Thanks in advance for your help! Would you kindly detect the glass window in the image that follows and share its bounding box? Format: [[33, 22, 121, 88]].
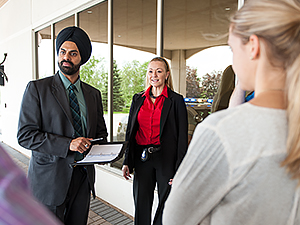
[[164, 0, 238, 141], [78, 1, 157, 169], [55, 15, 75, 35], [36, 26, 52, 79], [79, 1, 109, 97], [79, 2, 110, 144], [79, 2, 108, 45], [111, 0, 157, 168]]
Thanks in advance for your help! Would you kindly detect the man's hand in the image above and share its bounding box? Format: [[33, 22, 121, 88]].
[[69, 137, 92, 154], [122, 165, 131, 180]]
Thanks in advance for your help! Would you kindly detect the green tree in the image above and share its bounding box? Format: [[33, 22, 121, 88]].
[[199, 70, 222, 99], [186, 66, 201, 98], [112, 60, 124, 112], [120, 60, 148, 107], [81, 58, 148, 111], [85, 59, 125, 112], [80, 56, 107, 92], [81, 57, 125, 112]]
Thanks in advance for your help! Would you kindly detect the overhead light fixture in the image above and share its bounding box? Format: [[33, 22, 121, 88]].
[[225, 7, 231, 11], [87, 11, 92, 14]]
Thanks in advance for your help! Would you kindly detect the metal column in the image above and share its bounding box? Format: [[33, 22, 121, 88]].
[[157, 0, 164, 56], [51, 24, 56, 75], [108, 0, 114, 141]]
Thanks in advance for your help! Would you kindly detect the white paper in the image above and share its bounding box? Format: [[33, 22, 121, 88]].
[[76, 144, 123, 164]]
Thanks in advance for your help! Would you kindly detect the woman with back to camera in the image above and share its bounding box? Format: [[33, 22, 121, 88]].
[[122, 57, 188, 225], [163, 0, 300, 224]]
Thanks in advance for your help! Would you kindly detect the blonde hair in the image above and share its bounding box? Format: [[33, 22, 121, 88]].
[[231, 0, 300, 182], [145, 57, 174, 91]]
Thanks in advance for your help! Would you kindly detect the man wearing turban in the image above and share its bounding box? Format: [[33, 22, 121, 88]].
[[17, 26, 108, 225]]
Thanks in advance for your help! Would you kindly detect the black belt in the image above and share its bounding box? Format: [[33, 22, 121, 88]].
[[139, 145, 161, 162], [143, 146, 161, 153]]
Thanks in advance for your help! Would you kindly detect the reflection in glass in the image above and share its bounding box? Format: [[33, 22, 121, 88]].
[[163, 0, 238, 143]]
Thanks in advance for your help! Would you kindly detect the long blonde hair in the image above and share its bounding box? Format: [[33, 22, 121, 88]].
[[231, 0, 300, 182], [145, 57, 174, 91]]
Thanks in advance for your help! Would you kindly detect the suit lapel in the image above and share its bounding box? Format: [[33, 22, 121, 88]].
[[52, 73, 73, 126], [160, 89, 172, 136], [130, 95, 145, 136]]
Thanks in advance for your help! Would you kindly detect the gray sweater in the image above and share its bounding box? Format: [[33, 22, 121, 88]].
[[163, 103, 300, 225]]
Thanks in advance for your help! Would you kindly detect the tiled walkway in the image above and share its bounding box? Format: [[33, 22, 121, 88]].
[[2, 142, 134, 225]]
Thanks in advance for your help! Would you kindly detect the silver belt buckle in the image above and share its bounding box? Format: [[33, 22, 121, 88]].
[[148, 147, 154, 153]]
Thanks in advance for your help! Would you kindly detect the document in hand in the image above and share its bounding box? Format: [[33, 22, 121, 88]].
[[73, 141, 128, 165]]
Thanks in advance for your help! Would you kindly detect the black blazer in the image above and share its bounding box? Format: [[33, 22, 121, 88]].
[[123, 87, 188, 177], [17, 73, 108, 206]]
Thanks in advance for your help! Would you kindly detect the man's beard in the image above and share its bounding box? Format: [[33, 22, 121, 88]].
[[58, 60, 80, 75]]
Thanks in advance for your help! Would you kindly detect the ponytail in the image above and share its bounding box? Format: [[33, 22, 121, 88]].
[[282, 54, 300, 182]]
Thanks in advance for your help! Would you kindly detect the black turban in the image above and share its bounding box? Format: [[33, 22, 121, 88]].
[[56, 26, 92, 65]]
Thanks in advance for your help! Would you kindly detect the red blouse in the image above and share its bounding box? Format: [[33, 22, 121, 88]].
[[135, 85, 168, 145]]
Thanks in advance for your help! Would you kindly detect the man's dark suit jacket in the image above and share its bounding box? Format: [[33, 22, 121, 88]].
[[17, 73, 108, 206], [123, 87, 188, 177]]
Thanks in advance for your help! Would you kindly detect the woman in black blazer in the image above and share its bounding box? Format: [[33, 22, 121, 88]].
[[122, 57, 188, 225]]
